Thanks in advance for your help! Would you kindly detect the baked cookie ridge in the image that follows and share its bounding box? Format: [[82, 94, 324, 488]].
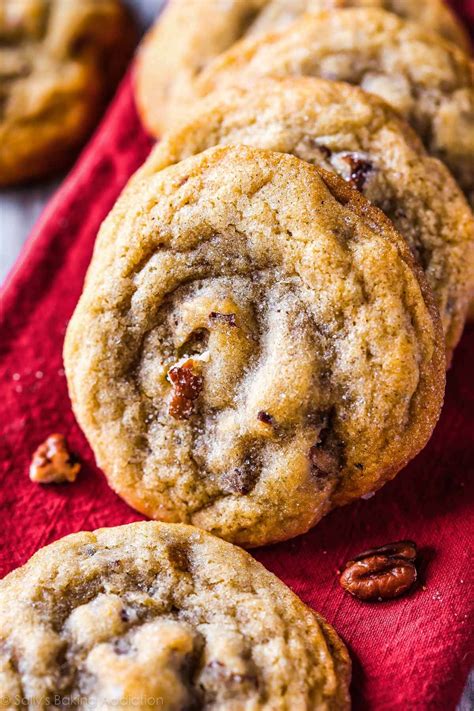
[[194, 8, 474, 207], [134, 0, 470, 135]]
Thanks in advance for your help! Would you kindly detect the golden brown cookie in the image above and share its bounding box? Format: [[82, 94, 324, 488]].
[[134, 0, 470, 136], [0, 521, 351, 709], [0, 0, 136, 187], [193, 8, 474, 207], [132, 78, 474, 361], [64, 146, 445, 546]]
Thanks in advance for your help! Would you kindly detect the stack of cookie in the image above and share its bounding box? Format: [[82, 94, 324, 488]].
[[65, 0, 473, 545], [1, 2, 472, 707]]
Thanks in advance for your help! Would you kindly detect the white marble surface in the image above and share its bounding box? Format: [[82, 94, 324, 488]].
[[0, 0, 163, 285]]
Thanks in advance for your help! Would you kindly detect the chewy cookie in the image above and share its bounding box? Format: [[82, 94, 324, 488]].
[[135, 0, 470, 136], [133, 78, 474, 361], [64, 146, 445, 546], [194, 8, 474, 206], [0, 521, 351, 709], [0, 0, 135, 186]]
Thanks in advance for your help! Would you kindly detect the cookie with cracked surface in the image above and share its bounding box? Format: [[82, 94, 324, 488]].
[[134, 0, 470, 136], [194, 8, 474, 207], [132, 78, 474, 362], [64, 146, 445, 547], [0, 0, 136, 187], [0, 521, 351, 709]]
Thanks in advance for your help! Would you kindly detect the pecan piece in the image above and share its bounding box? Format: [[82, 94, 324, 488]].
[[168, 360, 203, 420], [309, 444, 339, 479], [352, 540, 417, 562], [309, 414, 342, 479], [256, 410, 274, 426], [29, 433, 81, 484], [200, 660, 258, 696], [340, 540, 417, 601], [209, 311, 237, 327], [341, 154, 373, 191], [297, 136, 332, 162], [167, 543, 190, 573], [221, 455, 258, 495]]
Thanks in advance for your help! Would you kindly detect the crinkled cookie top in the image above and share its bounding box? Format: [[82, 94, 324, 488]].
[[136, 77, 474, 361], [135, 0, 470, 135], [194, 8, 474, 205], [0, 522, 351, 710], [64, 146, 445, 547]]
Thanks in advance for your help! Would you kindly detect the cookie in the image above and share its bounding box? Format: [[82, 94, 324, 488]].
[[0, 521, 351, 709], [133, 78, 474, 361], [134, 0, 470, 136], [194, 8, 474, 206], [0, 0, 136, 187], [64, 146, 445, 546]]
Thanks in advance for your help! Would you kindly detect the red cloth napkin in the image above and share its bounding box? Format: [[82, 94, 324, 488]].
[[0, 4, 473, 709]]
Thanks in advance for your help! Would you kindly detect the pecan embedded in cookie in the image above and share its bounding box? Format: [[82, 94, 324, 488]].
[[168, 358, 204, 420], [257, 410, 274, 426], [209, 311, 237, 327], [339, 154, 374, 192], [221, 455, 259, 496]]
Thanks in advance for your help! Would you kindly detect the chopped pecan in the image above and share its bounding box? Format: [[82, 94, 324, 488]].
[[120, 608, 130, 623], [168, 360, 203, 420], [29, 433, 80, 484], [167, 543, 190, 572], [297, 136, 332, 162], [309, 410, 342, 479], [221, 455, 258, 495], [201, 660, 258, 695], [309, 445, 339, 478], [208, 311, 237, 327], [341, 154, 373, 191], [256, 410, 274, 426], [340, 540, 417, 601]]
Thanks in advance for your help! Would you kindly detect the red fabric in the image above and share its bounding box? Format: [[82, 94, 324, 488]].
[[0, 4, 473, 709]]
